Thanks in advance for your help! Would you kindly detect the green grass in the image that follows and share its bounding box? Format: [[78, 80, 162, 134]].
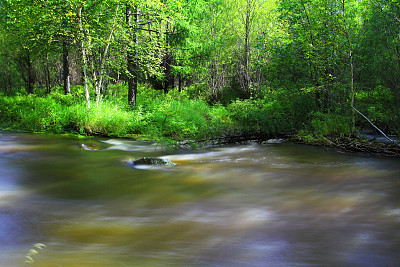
[[0, 87, 232, 144], [1, 84, 397, 147]]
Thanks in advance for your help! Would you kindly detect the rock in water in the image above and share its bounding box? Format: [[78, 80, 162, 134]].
[[128, 157, 176, 167]]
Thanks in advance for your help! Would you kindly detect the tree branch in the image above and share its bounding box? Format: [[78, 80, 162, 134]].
[[352, 106, 396, 143]]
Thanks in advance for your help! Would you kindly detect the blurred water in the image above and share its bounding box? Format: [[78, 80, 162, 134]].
[[0, 130, 400, 266]]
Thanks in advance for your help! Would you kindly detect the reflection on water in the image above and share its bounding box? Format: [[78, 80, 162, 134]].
[[0, 130, 400, 266]]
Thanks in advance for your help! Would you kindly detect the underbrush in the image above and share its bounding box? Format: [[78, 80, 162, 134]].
[[226, 90, 317, 137], [0, 87, 331, 143], [355, 86, 400, 135], [1, 84, 397, 146], [0, 94, 78, 134], [0, 89, 231, 143]]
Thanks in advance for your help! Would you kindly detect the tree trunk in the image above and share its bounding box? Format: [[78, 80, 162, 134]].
[[163, 17, 174, 93], [7, 58, 12, 93], [341, 0, 355, 135], [244, 0, 251, 95], [63, 39, 70, 95], [237, 0, 252, 98], [81, 42, 90, 108], [45, 53, 51, 94], [79, 7, 91, 109], [95, 4, 119, 107], [26, 52, 34, 94], [126, 4, 138, 106], [178, 70, 182, 92]]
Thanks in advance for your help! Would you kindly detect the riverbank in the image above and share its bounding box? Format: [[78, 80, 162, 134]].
[[0, 90, 295, 148], [292, 135, 400, 157], [0, 90, 399, 156], [174, 134, 400, 157], [1, 124, 399, 158]]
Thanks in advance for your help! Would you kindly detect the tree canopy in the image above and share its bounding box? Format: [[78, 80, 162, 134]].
[[0, 0, 399, 138]]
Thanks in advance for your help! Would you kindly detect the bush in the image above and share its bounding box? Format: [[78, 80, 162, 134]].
[[355, 86, 399, 133], [139, 97, 228, 140], [74, 101, 136, 136], [310, 112, 352, 137], [227, 97, 293, 137], [0, 87, 231, 142], [0, 94, 77, 133], [1, 83, 364, 144]]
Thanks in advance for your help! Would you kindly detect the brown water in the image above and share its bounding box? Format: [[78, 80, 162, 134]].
[[1, 130, 400, 266]]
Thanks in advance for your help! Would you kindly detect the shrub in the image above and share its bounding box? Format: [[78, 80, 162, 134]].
[[0, 94, 75, 133], [355, 86, 399, 133], [310, 112, 352, 137], [227, 97, 294, 137], [141, 98, 227, 140]]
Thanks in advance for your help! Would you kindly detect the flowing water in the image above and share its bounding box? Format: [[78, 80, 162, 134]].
[[0, 130, 400, 266]]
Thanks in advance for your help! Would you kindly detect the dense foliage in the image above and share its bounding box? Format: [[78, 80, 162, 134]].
[[0, 0, 399, 143]]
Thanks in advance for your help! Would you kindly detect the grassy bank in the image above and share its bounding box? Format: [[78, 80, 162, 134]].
[[0, 86, 292, 146], [1, 85, 399, 150], [0, 90, 222, 144]]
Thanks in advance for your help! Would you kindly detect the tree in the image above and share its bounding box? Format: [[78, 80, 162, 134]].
[[1, 0, 39, 94], [123, 0, 183, 105], [358, 0, 400, 92], [340, 0, 355, 133], [230, 0, 279, 98], [126, 4, 139, 106], [276, 0, 359, 111]]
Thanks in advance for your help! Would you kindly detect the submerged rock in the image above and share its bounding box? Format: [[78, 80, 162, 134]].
[[125, 157, 176, 168]]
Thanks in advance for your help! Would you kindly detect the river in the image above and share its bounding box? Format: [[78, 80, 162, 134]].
[[1, 130, 400, 266]]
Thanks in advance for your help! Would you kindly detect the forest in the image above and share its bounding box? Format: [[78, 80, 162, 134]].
[[0, 0, 399, 149]]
